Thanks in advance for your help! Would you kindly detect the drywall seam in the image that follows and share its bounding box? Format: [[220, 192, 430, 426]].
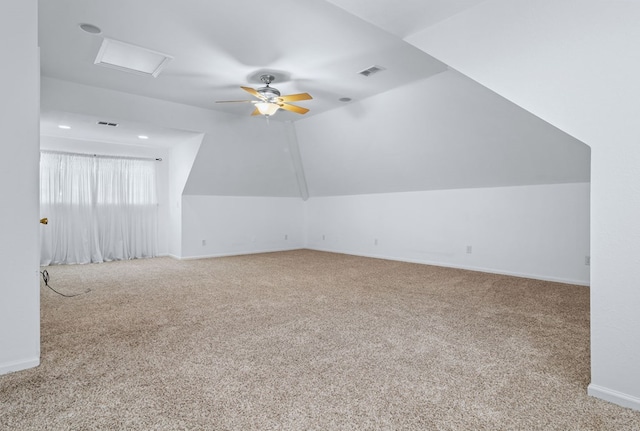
[[284, 121, 309, 201]]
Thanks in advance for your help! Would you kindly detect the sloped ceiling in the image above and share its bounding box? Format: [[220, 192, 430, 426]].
[[38, 0, 590, 199], [405, 0, 640, 147], [296, 70, 589, 196], [182, 121, 302, 197], [325, 0, 489, 37]]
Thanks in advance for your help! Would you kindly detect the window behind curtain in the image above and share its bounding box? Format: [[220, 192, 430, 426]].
[[40, 151, 158, 265]]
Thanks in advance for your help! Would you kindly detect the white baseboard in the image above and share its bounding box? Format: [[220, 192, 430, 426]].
[[305, 247, 590, 287], [0, 357, 40, 376], [588, 384, 640, 411], [177, 247, 304, 261]]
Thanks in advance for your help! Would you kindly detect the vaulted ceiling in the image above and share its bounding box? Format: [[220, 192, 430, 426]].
[[38, 0, 590, 198]]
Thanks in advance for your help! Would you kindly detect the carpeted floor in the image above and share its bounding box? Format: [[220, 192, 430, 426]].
[[1, 250, 639, 430]]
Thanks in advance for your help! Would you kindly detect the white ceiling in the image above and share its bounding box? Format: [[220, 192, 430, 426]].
[[326, 0, 489, 37], [40, 109, 201, 148], [38, 0, 485, 142], [37, 0, 590, 197]]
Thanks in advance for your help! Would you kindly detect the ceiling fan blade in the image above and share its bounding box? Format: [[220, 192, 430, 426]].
[[215, 100, 253, 103], [278, 93, 313, 103], [241, 86, 264, 100], [251, 107, 261, 116], [278, 103, 310, 115]]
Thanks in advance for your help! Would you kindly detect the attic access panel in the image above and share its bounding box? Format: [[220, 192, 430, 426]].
[[94, 38, 173, 78]]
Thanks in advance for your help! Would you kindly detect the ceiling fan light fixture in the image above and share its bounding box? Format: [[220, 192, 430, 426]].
[[256, 102, 280, 116], [218, 75, 312, 117]]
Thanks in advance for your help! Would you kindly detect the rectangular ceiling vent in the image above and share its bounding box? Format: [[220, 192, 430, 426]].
[[358, 65, 386, 77], [97, 121, 119, 127], [94, 38, 173, 78]]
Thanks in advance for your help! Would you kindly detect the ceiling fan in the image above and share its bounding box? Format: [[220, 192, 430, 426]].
[[216, 74, 312, 117]]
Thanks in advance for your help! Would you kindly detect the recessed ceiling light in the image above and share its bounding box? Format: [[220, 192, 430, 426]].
[[79, 23, 102, 34], [58, 125, 71, 129], [138, 135, 149, 140], [339, 97, 352, 102]]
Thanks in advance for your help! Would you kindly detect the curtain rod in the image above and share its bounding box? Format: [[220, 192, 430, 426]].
[[41, 150, 162, 162]]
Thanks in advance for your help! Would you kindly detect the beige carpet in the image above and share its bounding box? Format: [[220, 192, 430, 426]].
[[1, 250, 639, 430]]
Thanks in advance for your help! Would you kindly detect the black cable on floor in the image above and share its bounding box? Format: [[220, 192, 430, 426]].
[[40, 269, 90, 297]]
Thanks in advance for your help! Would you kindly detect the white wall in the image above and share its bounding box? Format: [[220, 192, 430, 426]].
[[181, 196, 305, 259], [168, 134, 204, 258], [305, 183, 590, 285], [40, 136, 171, 255], [0, 0, 40, 374], [407, 0, 640, 410]]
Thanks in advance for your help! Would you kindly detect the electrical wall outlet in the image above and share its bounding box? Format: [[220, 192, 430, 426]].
[[284, 234, 288, 240], [466, 245, 472, 254], [201, 239, 206, 246], [374, 238, 378, 246], [585, 256, 590, 266]]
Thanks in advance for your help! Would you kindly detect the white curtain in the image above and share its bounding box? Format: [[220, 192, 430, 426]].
[[40, 152, 158, 265]]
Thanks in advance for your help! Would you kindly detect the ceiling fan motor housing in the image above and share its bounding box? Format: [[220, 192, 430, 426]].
[[215, 73, 311, 115], [258, 74, 281, 102], [258, 86, 281, 101]]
